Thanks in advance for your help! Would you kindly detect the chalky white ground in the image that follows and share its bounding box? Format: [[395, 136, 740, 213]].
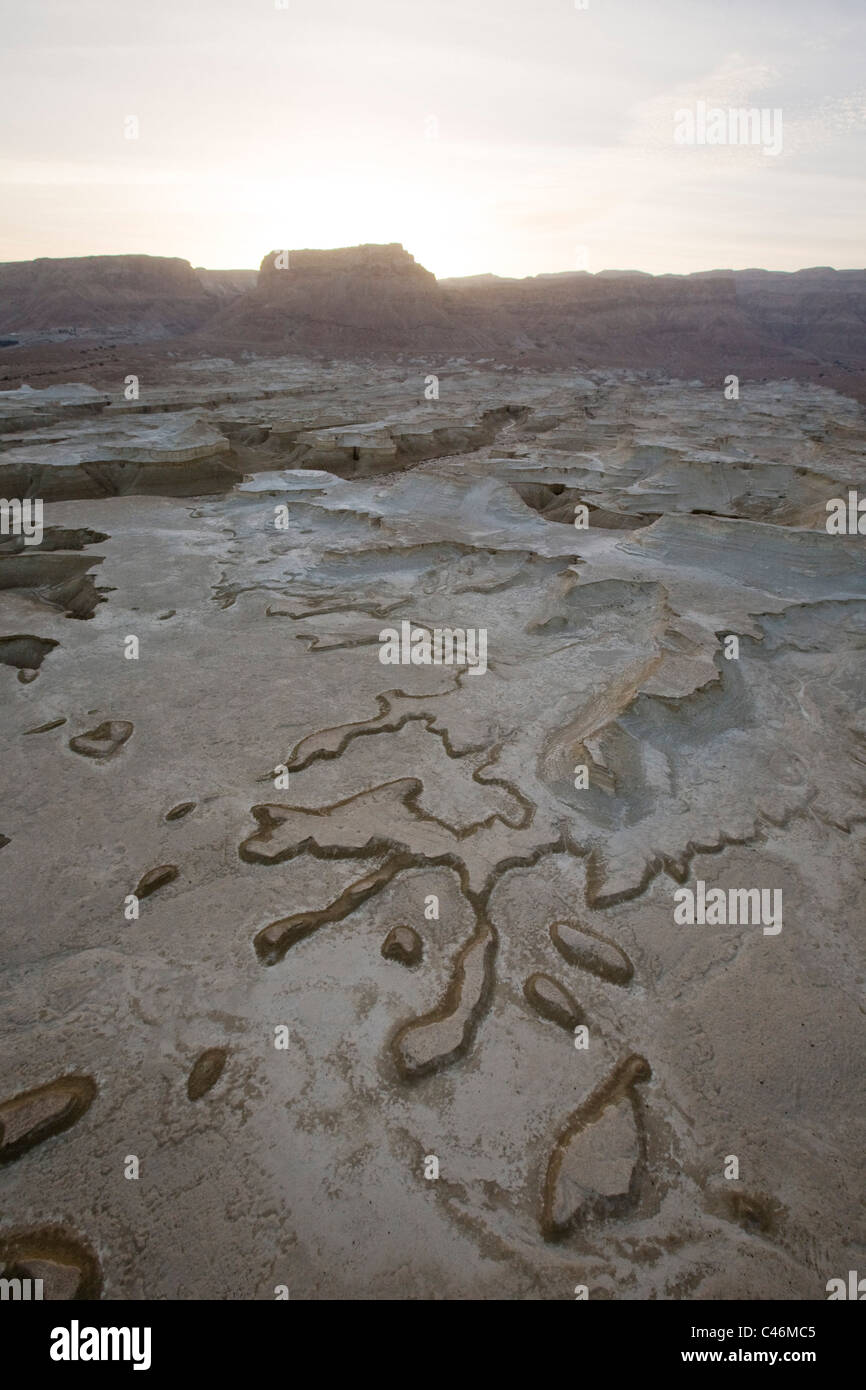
[[0, 359, 863, 1298]]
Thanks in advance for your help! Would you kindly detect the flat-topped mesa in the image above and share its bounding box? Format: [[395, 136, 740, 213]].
[[257, 243, 436, 287], [210, 241, 450, 348]]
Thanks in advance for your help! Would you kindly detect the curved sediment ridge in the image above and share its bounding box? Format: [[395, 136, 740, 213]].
[[390, 914, 497, 1080], [0, 1225, 103, 1300], [381, 924, 423, 966], [68, 719, 133, 759], [0, 1075, 97, 1164], [549, 920, 634, 985], [523, 973, 584, 1032], [186, 1048, 228, 1101], [541, 1054, 652, 1240]]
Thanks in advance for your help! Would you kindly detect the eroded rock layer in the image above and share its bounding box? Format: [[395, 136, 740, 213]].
[[0, 355, 863, 1300]]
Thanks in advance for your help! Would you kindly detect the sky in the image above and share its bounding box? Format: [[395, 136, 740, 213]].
[[0, 0, 864, 278]]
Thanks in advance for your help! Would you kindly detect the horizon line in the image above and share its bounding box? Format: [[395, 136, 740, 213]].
[[2, 247, 864, 282]]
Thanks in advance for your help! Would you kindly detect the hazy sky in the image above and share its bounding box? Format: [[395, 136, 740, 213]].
[[1, 0, 864, 277]]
